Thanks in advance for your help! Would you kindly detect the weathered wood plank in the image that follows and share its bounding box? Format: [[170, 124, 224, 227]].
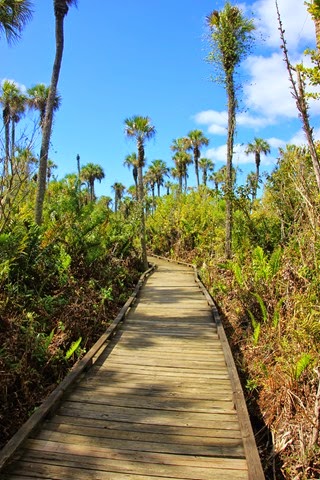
[[25, 439, 246, 467], [66, 390, 235, 412], [32, 430, 245, 458], [49, 415, 242, 438], [6, 461, 249, 480]]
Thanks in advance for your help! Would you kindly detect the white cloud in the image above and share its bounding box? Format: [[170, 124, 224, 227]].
[[194, 108, 273, 134], [243, 52, 297, 118], [253, 0, 314, 52]]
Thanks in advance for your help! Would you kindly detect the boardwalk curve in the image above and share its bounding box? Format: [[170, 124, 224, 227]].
[[0, 256, 264, 479]]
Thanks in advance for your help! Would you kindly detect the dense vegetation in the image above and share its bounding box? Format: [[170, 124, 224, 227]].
[[1, 1, 320, 479]]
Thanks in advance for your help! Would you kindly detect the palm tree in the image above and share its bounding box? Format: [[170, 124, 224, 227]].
[[172, 150, 192, 192], [80, 162, 105, 202], [35, 0, 78, 225], [207, 3, 254, 258], [170, 137, 191, 192], [199, 157, 214, 187], [27, 83, 61, 130], [124, 115, 156, 269], [0, 80, 26, 176], [10, 89, 26, 164], [0, 0, 33, 43], [149, 159, 169, 196], [123, 152, 138, 198], [111, 182, 125, 212], [245, 137, 270, 200], [185, 130, 209, 188]]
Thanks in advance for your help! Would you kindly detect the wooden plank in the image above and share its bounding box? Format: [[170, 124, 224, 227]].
[[40, 422, 242, 443], [49, 415, 242, 438], [32, 430, 245, 458], [6, 461, 249, 480], [76, 384, 234, 400], [26, 438, 246, 467], [58, 402, 240, 429], [66, 391, 235, 413]]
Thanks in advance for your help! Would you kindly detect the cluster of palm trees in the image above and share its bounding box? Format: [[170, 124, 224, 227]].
[[0, 80, 61, 177], [109, 119, 271, 215]]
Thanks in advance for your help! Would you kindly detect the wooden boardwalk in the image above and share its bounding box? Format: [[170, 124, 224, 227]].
[[0, 257, 264, 479]]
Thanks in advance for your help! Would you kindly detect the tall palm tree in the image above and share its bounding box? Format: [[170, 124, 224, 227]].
[[199, 157, 214, 187], [0, 0, 33, 43], [124, 115, 156, 269], [35, 0, 78, 225], [207, 3, 254, 258], [245, 137, 270, 200], [111, 182, 125, 212], [27, 83, 61, 130], [185, 130, 209, 188], [80, 162, 104, 202], [123, 152, 138, 198]]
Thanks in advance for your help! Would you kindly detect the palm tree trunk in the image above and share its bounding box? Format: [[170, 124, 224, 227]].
[[225, 76, 236, 259], [137, 141, 148, 270], [35, 7, 65, 225], [3, 111, 10, 178], [195, 157, 200, 188]]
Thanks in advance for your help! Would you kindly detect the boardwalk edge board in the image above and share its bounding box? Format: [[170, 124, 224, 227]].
[[0, 263, 156, 472], [149, 254, 265, 480]]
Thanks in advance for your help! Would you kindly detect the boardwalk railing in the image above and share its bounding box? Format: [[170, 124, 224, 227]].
[[0, 255, 265, 479]]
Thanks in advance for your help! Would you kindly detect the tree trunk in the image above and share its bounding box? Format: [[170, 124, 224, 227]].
[[194, 154, 200, 188], [137, 141, 148, 270], [3, 110, 10, 178], [225, 76, 236, 259], [35, 9, 65, 225]]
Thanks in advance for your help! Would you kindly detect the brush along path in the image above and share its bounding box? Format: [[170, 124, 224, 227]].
[[1, 257, 264, 480]]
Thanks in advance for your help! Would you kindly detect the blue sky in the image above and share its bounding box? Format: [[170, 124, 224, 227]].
[[1, 0, 318, 198]]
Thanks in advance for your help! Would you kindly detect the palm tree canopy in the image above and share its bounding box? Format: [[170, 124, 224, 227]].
[[170, 137, 189, 153], [0, 79, 23, 119], [80, 162, 105, 186], [124, 116, 156, 166], [54, 0, 78, 18], [27, 84, 61, 127], [123, 152, 138, 169], [245, 137, 271, 156], [0, 0, 33, 43], [186, 130, 209, 155]]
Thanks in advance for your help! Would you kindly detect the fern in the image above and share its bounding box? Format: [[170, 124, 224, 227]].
[[269, 247, 282, 277], [272, 298, 284, 328], [65, 337, 82, 360], [43, 329, 55, 350], [248, 310, 261, 346], [294, 353, 312, 380], [232, 263, 245, 287], [252, 292, 268, 323]]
